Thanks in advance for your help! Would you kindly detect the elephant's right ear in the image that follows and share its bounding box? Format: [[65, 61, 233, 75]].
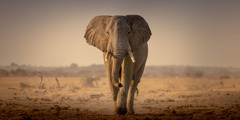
[[84, 16, 111, 52], [126, 15, 151, 51]]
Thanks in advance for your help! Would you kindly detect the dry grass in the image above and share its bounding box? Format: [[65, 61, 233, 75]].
[[0, 76, 240, 119]]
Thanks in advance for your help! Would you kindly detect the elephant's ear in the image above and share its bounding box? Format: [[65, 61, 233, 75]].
[[84, 16, 111, 52], [126, 15, 152, 51]]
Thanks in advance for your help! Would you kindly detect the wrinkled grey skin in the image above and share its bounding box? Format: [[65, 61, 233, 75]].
[[84, 15, 151, 115]]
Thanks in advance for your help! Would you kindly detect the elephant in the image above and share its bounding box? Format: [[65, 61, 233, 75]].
[[84, 15, 151, 115]]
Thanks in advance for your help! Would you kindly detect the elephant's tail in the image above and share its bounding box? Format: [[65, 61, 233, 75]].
[[135, 88, 139, 97]]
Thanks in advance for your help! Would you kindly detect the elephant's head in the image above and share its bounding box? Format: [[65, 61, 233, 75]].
[[84, 15, 151, 87]]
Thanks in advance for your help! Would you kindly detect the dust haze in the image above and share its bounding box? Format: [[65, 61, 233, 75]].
[[0, 64, 240, 119], [1, 0, 240, 119], [1, 0, 240, 67]]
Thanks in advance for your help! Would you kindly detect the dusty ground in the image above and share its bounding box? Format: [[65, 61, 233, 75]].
[[0, 77, 240, 120]]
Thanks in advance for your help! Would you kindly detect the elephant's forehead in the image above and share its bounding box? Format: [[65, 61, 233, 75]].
[[112, 15, 125, 19], [110, 16, 128, 24], [108, 17, 129, 29]]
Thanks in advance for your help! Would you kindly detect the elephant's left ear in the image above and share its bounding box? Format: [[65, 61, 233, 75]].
[[126, 15, 152, 51]]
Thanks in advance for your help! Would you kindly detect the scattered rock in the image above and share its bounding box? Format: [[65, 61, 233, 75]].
[[32, 108, 40, 112], [144, 117, 151, 120], [172, 110, 176, 114], [168, 99, 174, 102]]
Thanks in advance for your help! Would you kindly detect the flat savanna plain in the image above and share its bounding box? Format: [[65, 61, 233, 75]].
[[0, 76, 240, 120]]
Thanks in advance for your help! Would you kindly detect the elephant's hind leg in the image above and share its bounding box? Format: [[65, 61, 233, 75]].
[[127, 62, 146, 115]]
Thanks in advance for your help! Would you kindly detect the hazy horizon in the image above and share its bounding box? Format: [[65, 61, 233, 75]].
[[1, 0, 240, 67]]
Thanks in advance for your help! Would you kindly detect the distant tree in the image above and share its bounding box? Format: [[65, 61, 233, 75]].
[[184, 66, 203, 78], [11, 69, 28, 77], [0, 69, 9, 77], [70, 63, 78, 69], [11, 62, 18, 67]]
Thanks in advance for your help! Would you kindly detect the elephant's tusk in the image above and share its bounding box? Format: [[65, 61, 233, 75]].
[[128, 51, 135, 63], [105, 52, 109, 62]]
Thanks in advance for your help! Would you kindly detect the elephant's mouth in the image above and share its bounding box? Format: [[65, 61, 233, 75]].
[[105, 51, 135, 63]]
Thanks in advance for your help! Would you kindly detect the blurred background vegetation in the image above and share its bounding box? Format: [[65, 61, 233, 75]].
[[0, 63, 239, 79]]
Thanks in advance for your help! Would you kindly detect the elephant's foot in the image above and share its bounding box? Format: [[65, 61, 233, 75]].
[[127, 110, 135, 115], [115, 106, 127, 115]]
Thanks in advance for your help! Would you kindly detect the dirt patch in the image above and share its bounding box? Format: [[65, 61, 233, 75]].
[[1, 104, 240, 120], [0, 77, 240, 119]]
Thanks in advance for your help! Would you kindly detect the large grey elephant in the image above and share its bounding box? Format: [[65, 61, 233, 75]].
[[84, 15, 151, 115]]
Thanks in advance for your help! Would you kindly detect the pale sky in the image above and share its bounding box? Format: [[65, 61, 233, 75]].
[[0, 0, 240, 67]]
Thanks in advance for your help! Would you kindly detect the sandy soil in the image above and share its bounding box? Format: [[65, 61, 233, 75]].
[[0, 77, 240, 120]]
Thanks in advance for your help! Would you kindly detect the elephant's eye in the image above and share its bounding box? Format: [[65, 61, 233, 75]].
[[128, 32, 131, 35], [106, 32, 109, 34]]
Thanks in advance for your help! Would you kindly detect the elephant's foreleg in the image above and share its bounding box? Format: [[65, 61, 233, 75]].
[[107, 71, 119, 108], [127, 80, 139, 114], [127, 63, 146, 115], [103, 53, 119, 108], [109, 79, 119, 108]]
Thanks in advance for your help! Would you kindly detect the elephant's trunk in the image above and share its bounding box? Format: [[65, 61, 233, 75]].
[[108, 35, 135, 87], [111, 51, 135, 88], [112, 57, 123, 88]]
